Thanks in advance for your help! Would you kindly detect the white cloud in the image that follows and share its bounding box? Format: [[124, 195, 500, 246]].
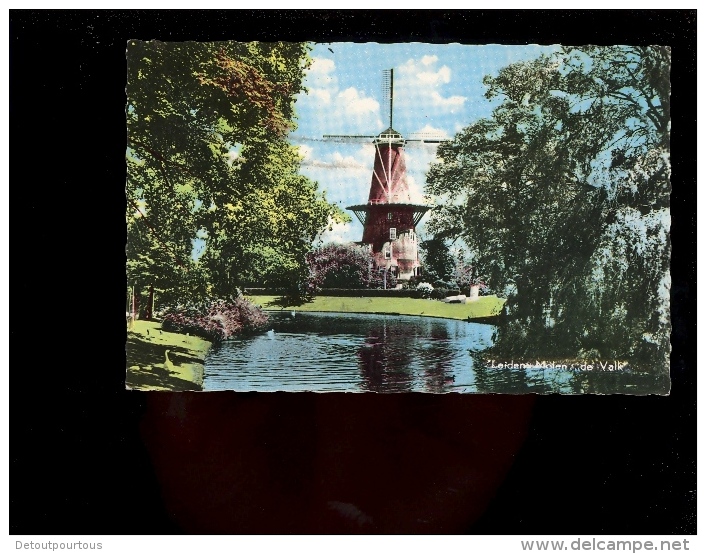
[[302, 61, 382, 133], [412, 124, 449, 138], [297, 144, 313, 161], [306, 58, 337, 89], [309, 88, 332, 104], [431, 91, 466, 108], [318, 218, 357, 244], [406, 174, 429, 205], [337, 87, 379, 116], [416, 65, 451, 85], [301, 149, 370, 173], [309, 57, 335, 74], [397, 56, 466, 114], [421, 55, 438, 66], [358, 143, 376, 158], [330, 151, 368, 171]]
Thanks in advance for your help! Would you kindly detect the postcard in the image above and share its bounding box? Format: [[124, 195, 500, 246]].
[[126, 41, 670, 394]]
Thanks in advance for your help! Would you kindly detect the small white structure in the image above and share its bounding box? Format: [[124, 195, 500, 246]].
[[468, 285, 480, 301], [442, 294, 467, 304]]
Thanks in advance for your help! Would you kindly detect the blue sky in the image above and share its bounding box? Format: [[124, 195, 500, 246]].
[[291, 42, 559, 244]]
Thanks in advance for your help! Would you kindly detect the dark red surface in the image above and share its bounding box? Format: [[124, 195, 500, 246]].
[[354, 142, 428, 276], [140, 393, 535, 533], [367, 144, 409, 204], [361, 205, 416, 249]]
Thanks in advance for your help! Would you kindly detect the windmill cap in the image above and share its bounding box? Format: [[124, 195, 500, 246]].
[[375, 127, 405, 144]]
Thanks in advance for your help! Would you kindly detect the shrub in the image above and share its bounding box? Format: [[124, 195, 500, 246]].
[[431, 287, 462, 300], [306, 243, 398, 293], [416, 282, 434, 299], [369, 268, 398, 290], [162, 296, 269, 342], [312, 288, 414, 297]]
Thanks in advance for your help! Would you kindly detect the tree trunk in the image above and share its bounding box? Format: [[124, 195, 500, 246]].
[[146, 284, 154, 320]]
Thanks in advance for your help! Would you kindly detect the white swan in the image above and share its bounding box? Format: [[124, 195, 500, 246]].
[[164, 350, 175, 371]]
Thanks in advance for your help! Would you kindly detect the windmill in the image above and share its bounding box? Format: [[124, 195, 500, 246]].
[[322, 69, 444, 285]]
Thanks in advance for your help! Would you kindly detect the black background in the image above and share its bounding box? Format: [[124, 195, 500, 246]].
[[9, 10, 696, 534]]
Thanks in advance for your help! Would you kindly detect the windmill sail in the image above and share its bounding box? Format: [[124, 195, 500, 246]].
[[381, 68, 393, 129], [317, 68, 433, 284]]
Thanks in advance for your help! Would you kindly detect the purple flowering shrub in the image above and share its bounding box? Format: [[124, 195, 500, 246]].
[[306, 243, 397, 293], [162, 297, 269, 342]]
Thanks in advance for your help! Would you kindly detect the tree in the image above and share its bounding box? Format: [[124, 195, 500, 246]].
[[126, 41, 345, 304], [426, 46, 670, 373], [418, 238, 455, 287], [199, 138, 345, 295], [452, 248, 483, 291]]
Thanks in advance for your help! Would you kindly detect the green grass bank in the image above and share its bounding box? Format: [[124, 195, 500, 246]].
[[125, 296, 505, 390], [246, 294, 506, 321], [126, 320, 212, 391]]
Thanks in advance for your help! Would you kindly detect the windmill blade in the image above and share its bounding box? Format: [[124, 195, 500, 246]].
[[290, 135, 337, 143], [292, 135, 377, 143], [381, 69, 393, 129], [321, 134, 377, 143], [323, 134, 377, 138], [409, 132, 450, 142]]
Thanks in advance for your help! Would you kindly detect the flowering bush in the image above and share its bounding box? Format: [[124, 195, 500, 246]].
[[416, 282, 434, 299], [306, 243, 396, 293], [162, 296, 269, 342]]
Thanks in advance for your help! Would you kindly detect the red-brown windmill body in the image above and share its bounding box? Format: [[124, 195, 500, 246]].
[[324, 69, 441, 285], [347, 129, 430, 282]]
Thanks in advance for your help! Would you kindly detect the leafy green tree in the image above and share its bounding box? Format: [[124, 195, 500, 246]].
[[200, 138, 345, 294], [426, 46, 670, 373], [126, 40, 345, 304], [126, 205, 204, 312], [418, 238, 455, 287], [452, 248, 483, 290]]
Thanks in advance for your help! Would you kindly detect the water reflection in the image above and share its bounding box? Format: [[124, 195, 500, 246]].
[[355, 322, 465, 393], [204, 312, 494, 392], [356, 321, 432, 392], [203, 312, 664, 394]]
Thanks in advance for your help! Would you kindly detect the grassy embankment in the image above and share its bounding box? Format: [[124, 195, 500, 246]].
[[246, 294, 506, 322], [126, 319, 212, 391], [125, 296, 505, 390]]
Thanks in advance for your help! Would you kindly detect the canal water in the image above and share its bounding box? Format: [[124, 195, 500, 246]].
[[203, 312, 666, 393], [204, 311, 494, 392]]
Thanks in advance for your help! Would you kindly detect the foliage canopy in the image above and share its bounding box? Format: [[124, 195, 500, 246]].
[[426, 46, 670, 373], [126, 40, 346, 306]]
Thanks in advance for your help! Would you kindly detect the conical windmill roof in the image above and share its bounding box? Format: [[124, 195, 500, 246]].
[[375, 127, 405, 144]]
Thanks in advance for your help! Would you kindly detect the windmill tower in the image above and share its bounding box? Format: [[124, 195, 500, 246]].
[[324, 69, 442, 284]]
